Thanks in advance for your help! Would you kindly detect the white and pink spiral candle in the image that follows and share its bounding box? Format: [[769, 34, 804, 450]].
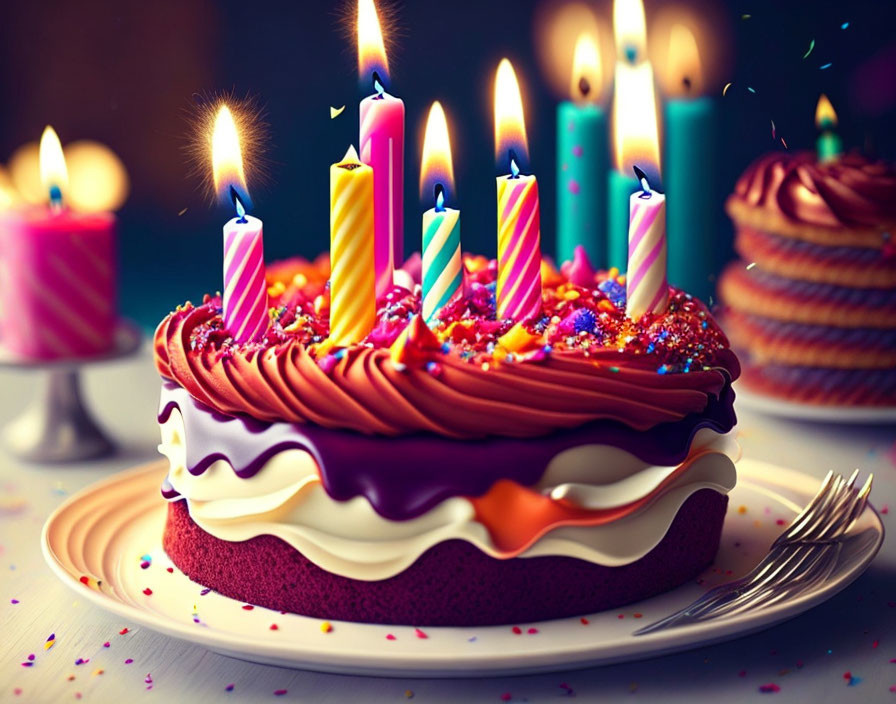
[[625, 166, 668, 320], [212, 105, 269, 344]]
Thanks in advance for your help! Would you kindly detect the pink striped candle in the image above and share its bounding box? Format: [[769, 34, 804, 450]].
[[222, 210, 269, 344], [496, 169, 543, 321], [494, 58, 542, 322], [0, 209, 116, 359], [358, 0, 404, 296], [625, 167, 669, 320]]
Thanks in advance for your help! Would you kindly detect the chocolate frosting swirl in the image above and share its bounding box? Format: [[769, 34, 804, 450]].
[[730, 151, 896, 233], [154, 302, 738, 439]]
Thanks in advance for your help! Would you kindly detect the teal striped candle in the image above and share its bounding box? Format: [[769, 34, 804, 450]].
[[420, 101, 462, 324], [556, 34, 608, 267], [422, 193, 461, 324]]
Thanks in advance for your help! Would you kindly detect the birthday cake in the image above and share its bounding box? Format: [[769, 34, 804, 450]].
[[719, 150, 896, 406], [155, 252, 740, 626]]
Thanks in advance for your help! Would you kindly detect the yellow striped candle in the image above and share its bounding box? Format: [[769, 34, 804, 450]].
[[494, 58, 542, 322], [328, 146, 376, 347], [420, 101, 462, 324]]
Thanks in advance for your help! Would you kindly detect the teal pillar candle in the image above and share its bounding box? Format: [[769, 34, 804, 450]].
[[664, 96, 717, 301], [556, 102, 608, 267], [607, 169, 640, 272]]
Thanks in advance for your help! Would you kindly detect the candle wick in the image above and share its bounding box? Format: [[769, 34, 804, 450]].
[[373, 71, 385, 99], [231, 186, 248, 224], [509, 150, 520, 179], [578, 76, 591, 99], [682, 76, 692, 93], [624, 45, 637, 65], [632, 165, 651, 197], [48, 184, 63, 212], [434, 185, 445, 212]]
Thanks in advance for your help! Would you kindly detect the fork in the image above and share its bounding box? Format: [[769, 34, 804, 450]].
[[633, 470, 873, 636]]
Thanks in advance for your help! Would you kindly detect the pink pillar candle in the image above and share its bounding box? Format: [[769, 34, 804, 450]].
[[496, 171, 543, 322], [360, 90, 404, 296], [0, 208, 116, 360], [222, 215, 269, 343], [625, 178, 669, 321]]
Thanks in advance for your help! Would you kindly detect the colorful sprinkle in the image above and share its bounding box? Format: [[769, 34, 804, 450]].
[[44, 634, 56, 650], [320, 621, 333, 633], [92, 668, 104, 677], [274, 689, 288, 696], [142, 588, 152, 596], [74, 658, 89, 666], [580, 617, 589, 625], [386, 634, 396, 640], [841, 22, 849, 29], [820, 63, 832, 70], [802, 39, 815, 59], [241, 604, 254, 610], [119, 628, 129, 635], [103, 642, 110, 648], [10, 599, 19, 604], [722, 82, 732, 97], [414, 628, 428, 639], [166, 567, 174, 573], [269, 624, 278, 631], [125, 659, 133, 664], [511, 626, 522, 635], [759, 683, 780, 693], [527, 627, 539, 634], [200, 588, 212, 596], [225, 683, 235, 692], [330, 106, 345, 119]]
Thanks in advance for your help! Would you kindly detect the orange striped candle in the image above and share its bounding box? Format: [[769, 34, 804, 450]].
[[328, 146, 376, 347]]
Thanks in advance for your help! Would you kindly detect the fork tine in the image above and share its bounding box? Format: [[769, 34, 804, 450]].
[[785, 475, 843, 543], [776, 472, 835, 545]]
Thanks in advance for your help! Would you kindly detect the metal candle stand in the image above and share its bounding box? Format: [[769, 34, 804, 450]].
[[1, 321, 142, 463]]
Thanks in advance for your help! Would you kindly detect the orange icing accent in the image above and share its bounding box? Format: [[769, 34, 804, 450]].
[[469, 455, 710, 556]]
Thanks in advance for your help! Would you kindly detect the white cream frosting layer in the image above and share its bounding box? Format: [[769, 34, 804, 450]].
[[160, 407, 738, 581]]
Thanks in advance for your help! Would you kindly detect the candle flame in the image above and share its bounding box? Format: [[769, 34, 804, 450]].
[[614, 0, 647, 65], [211, 104, 250, 211], [358, 0, 390, 90], [666, 23, 703, 96], [571, 33, 601, 103], [39, 126, 68, 203], [815, 94, 837, 128], [494, 58, 529, 171], [420, 101, 455, 206], [612, 0, 661, 177]]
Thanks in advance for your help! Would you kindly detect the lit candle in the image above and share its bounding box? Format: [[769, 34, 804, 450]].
[[626, 166, 668, 320], [815, 94, 843, 162], [358, 0, 404, 296], [0, 126, 116, 359], [609, 0, 661, 271], [328, 146, 376, 348], [494, 58, 542, 323], [420, 101, 462, 325], [556, 32, 607, 266], [212, 105, 269, 344], [663, 23, 717, 301]]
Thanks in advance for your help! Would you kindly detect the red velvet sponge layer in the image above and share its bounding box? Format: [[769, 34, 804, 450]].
[[163, 490, 728, 626]]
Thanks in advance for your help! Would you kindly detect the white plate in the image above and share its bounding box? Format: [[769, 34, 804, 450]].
[[41, 459, 883, 677], [735, 385, 896, 424]]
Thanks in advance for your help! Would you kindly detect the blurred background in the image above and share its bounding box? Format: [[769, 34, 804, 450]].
[[0, 0, 894, 329]]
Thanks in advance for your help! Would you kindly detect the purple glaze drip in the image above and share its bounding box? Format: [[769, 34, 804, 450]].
[[159, 382, 736, 521]]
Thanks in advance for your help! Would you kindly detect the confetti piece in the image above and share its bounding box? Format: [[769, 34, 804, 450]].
[[722, 82, 732, 97], [142, 588, 152, 596], [330, 106, 345, 119], [79, 575, 101, 590], [92, 668, 104, 677], [414, 628, 428, 639], [527, 627, 539, 634], [241, 604, 254, 610], [405, 691, 415, 700], [177, 208, 188, 216], [386, 634, 396, 640], [125, 659, 133, 664], [633, 613, 643, 619], [802, 39, 815, 59], [44, 634, 56, 650], [103, 642, 110, 648], [872, 640, 879, 648], [820, 63, 832, 70], [166, 567, 174, 573], [145, 673, 153, 684], [321, 621, 333, 633], [468, 636, 477, 642], [746, 262, 757, 271], [74, 658, 89, 666], [741, 14, 751, 19], [512, 626, 522, 635], [759, 683, 780, 693], [274, 689, 288, 696], [200, 588, 211, 596], [771, 120, 776, 140], [617, 614, 625, 619], [21, 662, 33, 667], [119, 628, 129, 635], [11, 599, 19, 604], [780, 138, 789, 150], [747, 87, 757, 94], [841, 22, 849, 29], [225, 683, 235, 692], [580, 617, 589, 625], [269, 624, 278, 631]]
